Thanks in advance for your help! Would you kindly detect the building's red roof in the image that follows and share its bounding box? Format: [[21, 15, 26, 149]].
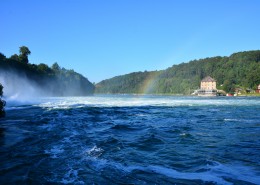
[[201, 76, 216, 82]]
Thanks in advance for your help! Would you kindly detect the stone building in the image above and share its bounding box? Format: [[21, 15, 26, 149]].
[[198, 76, 217, 96]]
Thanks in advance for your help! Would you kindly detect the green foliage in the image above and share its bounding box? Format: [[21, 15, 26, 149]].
[[0, 83, 5, 117], [19, 46, 31, 64], [95, 71, 159, 94], [0, 47, 95, 96], [52, 62, 61, 71], [223, 80, 235, 93], [19, 46, 31, 56], [38, 63, 52, 73], [19, 55, 29, 64], [0, 53, 6, 61], [10, 54, 19, 61], [96, 50, 260, 94]]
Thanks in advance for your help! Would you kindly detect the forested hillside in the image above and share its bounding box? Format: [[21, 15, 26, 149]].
[[0, 46, 95, 97], [95, 71, 159, 94], [96, 50, 260, 94]]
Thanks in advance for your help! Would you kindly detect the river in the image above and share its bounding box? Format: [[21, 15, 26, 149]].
[[0, 95, 259, 184]]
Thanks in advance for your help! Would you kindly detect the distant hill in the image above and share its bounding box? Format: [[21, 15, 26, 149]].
[[0, 47, 95, 97], [95, 50, 260, 94]]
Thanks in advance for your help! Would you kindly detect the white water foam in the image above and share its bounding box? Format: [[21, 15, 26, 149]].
[[83, 155, 260, 185], [147, 165, 230, 185], [86, 146, 104, 158], [3, 95, 259, 111], [34, 96, 260, 110]]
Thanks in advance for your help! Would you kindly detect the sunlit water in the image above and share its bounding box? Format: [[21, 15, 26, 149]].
[[0, 95, 260, 184]]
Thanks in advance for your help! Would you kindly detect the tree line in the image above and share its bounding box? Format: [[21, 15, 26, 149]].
[[0, 46, 95, 97], [1, 47, 259, 97], [95, 50, 260, 94]]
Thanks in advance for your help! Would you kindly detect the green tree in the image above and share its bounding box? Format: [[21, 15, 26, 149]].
[[51, 62, 61, 72], [19, 46, 31, 63], [0, 53, 6, 61], [37, 63, 51, 73], [0, 83, 5, 118], [0, 47, 95, 97], [222, 80, 235, 93], [10, 54, 19, 61], [95, 50, 260, 94]]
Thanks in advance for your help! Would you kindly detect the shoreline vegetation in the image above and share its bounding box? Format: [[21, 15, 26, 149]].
[[238, 93, 260, 97], [1, 47, 260, 98], [0, 46, 95, 97], [0, 83, 5, 117], [94, 93, 260, 97], [95, 50, 260, 95]]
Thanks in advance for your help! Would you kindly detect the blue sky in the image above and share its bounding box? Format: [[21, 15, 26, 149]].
[[1, 0, 260, 82]]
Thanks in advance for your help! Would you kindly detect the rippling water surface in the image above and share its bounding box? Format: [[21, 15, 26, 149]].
[[0, 95, 260, 184]]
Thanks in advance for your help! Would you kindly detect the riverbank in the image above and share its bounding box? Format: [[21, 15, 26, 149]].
[[236, 93, 260, 97]]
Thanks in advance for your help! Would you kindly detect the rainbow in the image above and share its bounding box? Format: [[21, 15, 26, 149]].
[[139, 72, 161, 94]]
